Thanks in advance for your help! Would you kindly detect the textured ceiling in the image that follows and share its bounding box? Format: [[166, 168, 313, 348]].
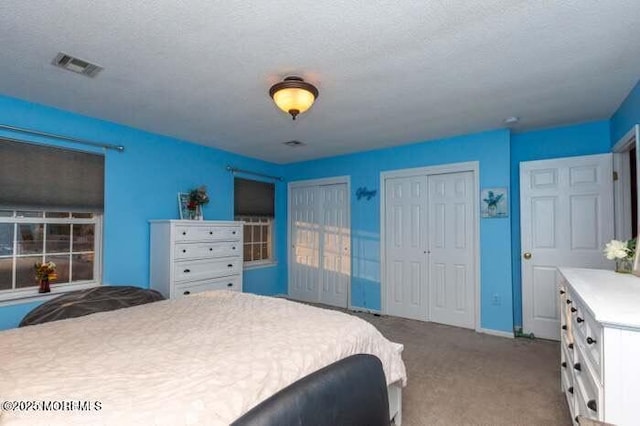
[[0, 1, 639, 163]]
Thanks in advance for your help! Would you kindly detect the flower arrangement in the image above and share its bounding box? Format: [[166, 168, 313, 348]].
[[483, 190, 503, 208], [187, 185, 209, 211], [604, 238, 636, 273], [34, 261, 57, 293]]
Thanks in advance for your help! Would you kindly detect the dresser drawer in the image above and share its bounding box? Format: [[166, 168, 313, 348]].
[[174, 258, 241, 282], [175, 225, 241, 242], [574, 375, 600, 424], [175, 276, 241, 298], [174, 241, 240, 260], [573, 349, 601, 421], [572, 305, 602, 381]]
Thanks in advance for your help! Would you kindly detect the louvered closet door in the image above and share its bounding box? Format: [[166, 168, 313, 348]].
[[384, 175, 428, 321]]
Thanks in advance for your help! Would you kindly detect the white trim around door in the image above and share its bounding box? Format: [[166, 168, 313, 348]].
[[380, 161, 481, 332], [612, 124, 639, 240], [287, 176, 351, 308]]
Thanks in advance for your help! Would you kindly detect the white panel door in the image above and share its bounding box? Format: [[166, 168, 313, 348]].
[[385, 175, 428, 321], [521, 154, 613, 340], [428, 172, 476, 329], [289, 185, 320, 302], [319, 184, 350, 308]]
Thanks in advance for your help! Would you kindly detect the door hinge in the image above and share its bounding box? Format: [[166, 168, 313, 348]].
[[613, 171, 619, 181]]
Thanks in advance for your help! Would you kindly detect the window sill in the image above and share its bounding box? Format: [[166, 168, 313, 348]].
[[243, 261, 278, 271], [0, 282, 101, 307]]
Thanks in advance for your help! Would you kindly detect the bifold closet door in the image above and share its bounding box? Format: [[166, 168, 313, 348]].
[[384, 175, 429, 321], [318, 184, 350, 308], [289, 185, 321, 302], [289, 182, 349, 308], [427, 171, 475, 330], [384, 170, 476, 328]]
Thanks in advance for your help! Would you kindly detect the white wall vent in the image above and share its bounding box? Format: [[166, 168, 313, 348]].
[[52, 52, 103, 77]]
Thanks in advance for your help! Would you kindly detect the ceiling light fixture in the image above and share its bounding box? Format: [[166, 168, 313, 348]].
[[269, 76, 318, 120]]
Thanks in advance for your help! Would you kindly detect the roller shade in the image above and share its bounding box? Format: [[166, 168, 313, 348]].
[[234, 177, 274, 217], [0, 139, 105, 211]]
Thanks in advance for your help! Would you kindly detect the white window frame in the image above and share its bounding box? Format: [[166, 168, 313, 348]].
[[235, 215, 276, 269], [0, 210, 102, 304]]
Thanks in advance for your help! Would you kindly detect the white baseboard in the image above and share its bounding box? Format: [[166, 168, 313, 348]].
[[349, 306, 382, 315], [477, 328, 514, 339]]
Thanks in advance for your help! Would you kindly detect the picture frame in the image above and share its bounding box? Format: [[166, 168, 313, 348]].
[[481, 187, 508, 218], [178, 192, 203, 220]]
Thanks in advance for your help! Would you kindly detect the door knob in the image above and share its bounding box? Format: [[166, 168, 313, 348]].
[[523, 252, 532, 260]]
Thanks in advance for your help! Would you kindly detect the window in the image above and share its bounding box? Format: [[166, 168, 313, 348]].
[[0, 139, 104, 300], [234, 178, 275, 266], [0, 211, 101, 296]]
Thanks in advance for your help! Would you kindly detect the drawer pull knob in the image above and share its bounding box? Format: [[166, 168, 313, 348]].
[[570, 307, 577, 313], [562, 325, 567, 330], [232, 246, 236, 250], [210, 231, 213, 235], [182, 249, 186, 253], [227, 264, 233, 268], [561, 361, 567, 368], [586, 336, 597, 345], [568, 343, 574, 350], [560, 290, 565, 295], [232, 231, 236, 235], [566, 299, 572, 305], [587, 399, 597, 412], [183, 291, 191, 295], [184, 269, 191, 273], [573, 362, 581, 371], [568, 386, 573, 394], [209, 248, 213, 251], [576, 317, 584, 323], [227, 283, 233, 287], [182, 231, 187, 236]]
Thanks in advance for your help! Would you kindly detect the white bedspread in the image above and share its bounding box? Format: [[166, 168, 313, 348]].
[[0, 291, 406, 425]]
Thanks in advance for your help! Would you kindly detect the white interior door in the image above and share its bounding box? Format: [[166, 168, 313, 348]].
[[319, 184, 350, 308], [289, 180, 350, 307], [521, 154, 614, 340], [289, 185, 320, 302], [384, 175, 428, 321], [428, 171, 476, 329]]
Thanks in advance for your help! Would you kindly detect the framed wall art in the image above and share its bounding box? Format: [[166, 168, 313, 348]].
[[481, 187, 508, 218]]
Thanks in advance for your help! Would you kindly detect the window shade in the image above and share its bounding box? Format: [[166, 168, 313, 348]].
[[234, 177, 275, 217], [0, 139, 105, 211]]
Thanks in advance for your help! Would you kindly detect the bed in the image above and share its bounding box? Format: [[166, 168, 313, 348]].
[[0, 290, 406, 425]]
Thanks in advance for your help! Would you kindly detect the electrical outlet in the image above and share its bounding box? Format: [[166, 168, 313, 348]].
[[492, 294, 501, 305]]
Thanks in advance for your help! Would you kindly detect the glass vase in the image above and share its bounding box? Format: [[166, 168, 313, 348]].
[[615, 258, 633, 274]]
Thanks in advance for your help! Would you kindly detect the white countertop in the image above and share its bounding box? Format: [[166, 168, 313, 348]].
[[559, 267, 640, 330]]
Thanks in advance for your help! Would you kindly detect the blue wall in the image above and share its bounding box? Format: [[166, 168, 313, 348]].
[[284, 130, 514, 333], [509, 121, 612, 327], [610, 80, 640, 145], [0, 95, 287, 330]]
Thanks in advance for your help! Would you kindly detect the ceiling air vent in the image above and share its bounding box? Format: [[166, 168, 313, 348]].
[[52, 52, 103, 77], [283, 140, 305, 147]]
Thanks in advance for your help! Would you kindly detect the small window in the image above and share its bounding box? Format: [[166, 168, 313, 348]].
[[0, 140, 104, 300], [234, 178, 275, 266]]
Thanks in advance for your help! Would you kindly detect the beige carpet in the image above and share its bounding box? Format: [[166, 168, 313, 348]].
[[351, 311, 571, 425]]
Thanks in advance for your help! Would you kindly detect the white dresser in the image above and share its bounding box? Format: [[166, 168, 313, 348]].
[[149, 220, 243, 299], [558, 267, 640, 425]]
